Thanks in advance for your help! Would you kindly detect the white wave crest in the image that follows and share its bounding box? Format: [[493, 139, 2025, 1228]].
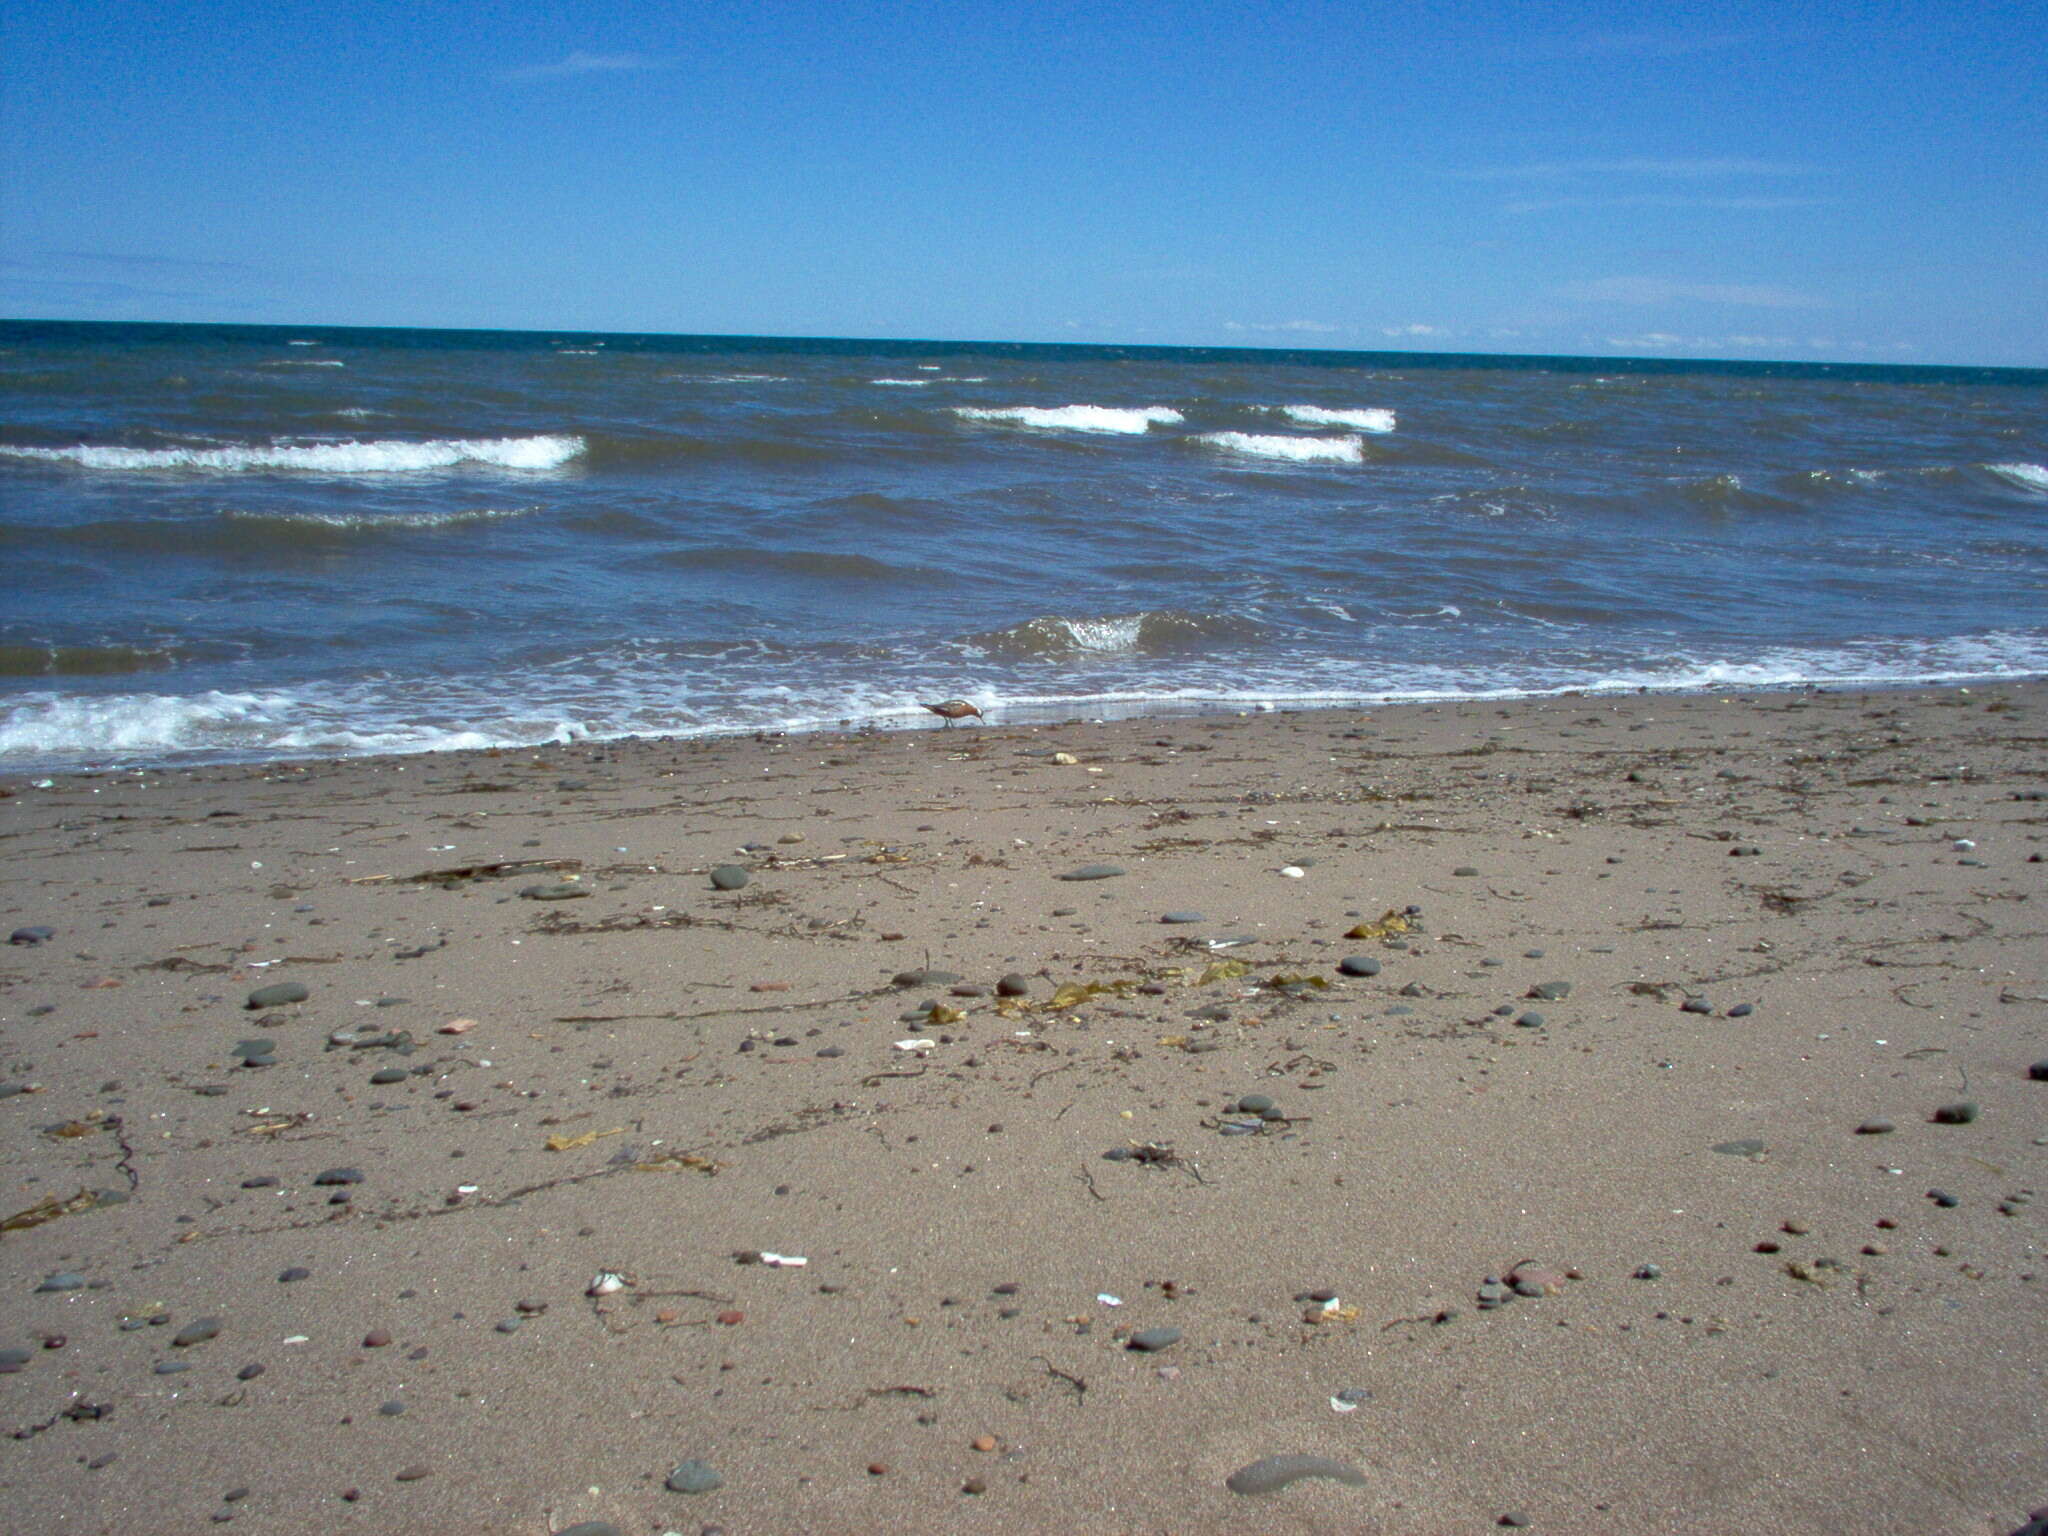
[[260, 358, 347, 368], [0, 435, 586, 473], [952, 405, 1183, 434], [0, 690, 293, 759], [222, 505, 542, 530], [1275, 405, 1396, 433], [1197, 431, 1364, 463], [1053, 616, 1145, 651], [870, 378, 933, 387], [1987, 462, 2048, 494]]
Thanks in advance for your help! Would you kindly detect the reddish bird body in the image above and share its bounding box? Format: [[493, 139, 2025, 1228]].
[[923, 699, 984, 727]]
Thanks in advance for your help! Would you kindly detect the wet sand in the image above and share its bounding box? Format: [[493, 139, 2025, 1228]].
[[3, 685, 2045, 1535]]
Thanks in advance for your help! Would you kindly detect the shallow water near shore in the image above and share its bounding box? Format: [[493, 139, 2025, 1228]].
[[3, 319, 2044, 770]]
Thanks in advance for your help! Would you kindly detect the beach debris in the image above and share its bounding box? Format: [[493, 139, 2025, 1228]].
[[519, 881, 587, 900], [544, 1126, 624, 1151], [1345, 909, 1412, 940], [245, 982, 308, 1009], [732, 1250, 807, 1268], [1279, 865, 1306, 878], [1056, 863, 1125, 881], [587, 1272, 628, 1296], [1096, 1292, 1122, 1306], [437, 1017, 476, 1034], [3, 1188, 108, 1234], [9, 926, 55, 946], [894, 1038, 936, 1052]]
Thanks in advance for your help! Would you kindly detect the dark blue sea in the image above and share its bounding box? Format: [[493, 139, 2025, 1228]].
[[2, 320, 2044, 772]]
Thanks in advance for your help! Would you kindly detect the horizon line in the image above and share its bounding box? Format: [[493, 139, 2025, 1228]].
[[3, 315, 2042, 383]]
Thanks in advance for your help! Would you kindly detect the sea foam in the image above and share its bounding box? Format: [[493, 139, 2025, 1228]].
[[1275, 405, 1396, 433], [0, 435, 585, 473], [1197, 431, 1364, 463], [952, 405, 1183, 434]]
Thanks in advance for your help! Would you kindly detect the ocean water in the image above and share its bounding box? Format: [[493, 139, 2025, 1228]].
[[2, 320, 2044, 772]]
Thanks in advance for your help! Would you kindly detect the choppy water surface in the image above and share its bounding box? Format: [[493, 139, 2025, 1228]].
[[2, 321, 2043, 770]]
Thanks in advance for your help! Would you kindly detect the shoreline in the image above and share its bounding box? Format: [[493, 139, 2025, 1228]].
[[11, 671, 2048, 783], [3, 682, 2044, 1534]]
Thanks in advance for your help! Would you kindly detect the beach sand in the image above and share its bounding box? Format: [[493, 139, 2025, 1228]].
[[3, 685, 2044, 1535]]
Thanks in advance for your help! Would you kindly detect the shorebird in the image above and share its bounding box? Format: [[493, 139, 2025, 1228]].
[[922, 698, 985, 727]]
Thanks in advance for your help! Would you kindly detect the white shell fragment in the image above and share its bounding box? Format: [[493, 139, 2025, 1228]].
[[893, 1038, 936, 1051], [759, 1252, 807, 1268], [1279, 865, 1306, 879], [587, 1272, 627, 1296]]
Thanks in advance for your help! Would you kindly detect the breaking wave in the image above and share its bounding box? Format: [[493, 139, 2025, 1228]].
[[952, 405, 1183, 434], [1274, 405, 1396, 433], [967, 610, 1257, 659], [1987, 462, 2048, 494], [0, 435, 586, 473], [1196, 431, 1365, 463]]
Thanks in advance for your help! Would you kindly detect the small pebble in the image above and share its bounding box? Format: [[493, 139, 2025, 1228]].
[[1127, 1326, 1181, 1351], [1337, 956, 1381, 977], [172, 1317, 221, 1347], [1931, 1101, 1979, 1125], [709, 865, 750, 891], [665, 1459, 723, 1494]]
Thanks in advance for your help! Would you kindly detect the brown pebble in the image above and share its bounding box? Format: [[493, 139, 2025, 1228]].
[[715, 1310, 745, 1326], [867, 1462, 889, 1476], [1863, 1243, 1887, 1255], [363, 1329, 392, 1348], [1781, 1220, 1810, 1235], [394, 1465, 431, 1482], [962, 1477, 987, 1495], [1876, 1217, 1898, 1229], [656, 1309, 680, 1325], [749, 982, 791, 993], [971, 1434, 998, 1452]]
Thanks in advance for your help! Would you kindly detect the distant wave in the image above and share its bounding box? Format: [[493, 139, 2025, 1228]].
[[870, 378, 934, 387], [0, 434, 585, 473], [223, 506, 543, 532], [0, 643, 184, 677], [967, 610, 1257, 659], [953, 405, 1183, 434], [0, 506, 545, 557], [640, 545, 935, 582], [259, 359, 346, 368], [1273, 405, 1396, 433], [1988, 462, 2048, 494], [1196, 431, 1364, 463]]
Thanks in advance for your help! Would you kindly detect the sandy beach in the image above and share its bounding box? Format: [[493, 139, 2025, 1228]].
[[3, 684, 2044, 1535]]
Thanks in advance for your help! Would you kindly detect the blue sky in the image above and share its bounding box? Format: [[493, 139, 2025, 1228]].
[[4, 0, 2044, 365]]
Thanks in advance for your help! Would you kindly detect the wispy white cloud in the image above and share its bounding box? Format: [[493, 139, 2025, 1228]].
[[503, 50, 668, 83], [1381, 322, 1445, 338], [1223, 319, 1346, 335], [1506, 193, 1824, 214], [1595, 331, 1916, 357], [1562, 276, 1824, 310], [1459, 157, 1812, 182]]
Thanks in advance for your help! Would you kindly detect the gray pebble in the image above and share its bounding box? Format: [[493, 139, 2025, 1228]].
[[1633, 1264, 1662, 1280], [1338, 956, 1381, 977], [0, 1347, 33, 1372], [378, 1400, 406, 1416], [1333, 1387, 1373, 1404], [1681, 997, 1713, 1014], [10, 926, 56, 946], [369, 1068, 408, 1085], [2029, 1060, 2048, 1082], [518, 882, 588, 901], [1127, 1326, 1181, 1351], [245, 982, 308, 1009], [1932, 1101, 1980, 1124], [278, 1266, 311, 1282], [1226, 1454, 1368, 1495], [1056, 864, 1125, 881], [495, 1318, 521, 1334], [1453, 866, 1479, 877], [709, 865, 750, 891], [1929, 1189, 1960, 1207], [35, 1272, 87, 1292], [1712, 1139, 1766, 1157], [153, 1360, 192, 1375], [665, 1459, 723, 1494], [996, 974, 1032, 996], [1515, 1011, 1545, 1029], [1476, 1282, 1513, 1309], [313, 1168, 363, 1185], [1237, 1094, 1275, 1115], [236, 1363, 264, 1381], [1727, 1003, 1755, 1017], [1528, 981, 1572, 1001], [172, 1317, 222, 1347], [557, 1525, 625, 1536], [1160, 911, 1204, 924]]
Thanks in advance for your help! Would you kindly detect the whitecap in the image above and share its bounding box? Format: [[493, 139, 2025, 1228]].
[[1987, 462, 2048, 494], [952, 405, 1183, 434], [0, 434, 586, 473], [1196, 431, 1364, 463], [1273, 405, 1396, 433]]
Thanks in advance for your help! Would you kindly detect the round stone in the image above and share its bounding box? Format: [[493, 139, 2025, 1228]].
[[709, 865, 750, 891], [1338, 955, 1381, 977], [2029, 1060, 2048, 1082], [518, 882, 588, 901], [9, 926, 56, 946], [1056, 864, 1125, 881], [1160, 911, 1204, 924], [996, 973, 1031, 997], [172, 1318, 221, 1347], [1236, 1093, 1275, 1115], [369, 1068, 408, 1085], [1515, 1011, 1545, 1029], [1127, 1326, 1181, 1351], [35, 1272, 87, 1292], [245, 982, 308, 1009], [665, 1459, 723, 1495], [312, 1168, 363, 1186], [1932, 1101, 1980, 1125]]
